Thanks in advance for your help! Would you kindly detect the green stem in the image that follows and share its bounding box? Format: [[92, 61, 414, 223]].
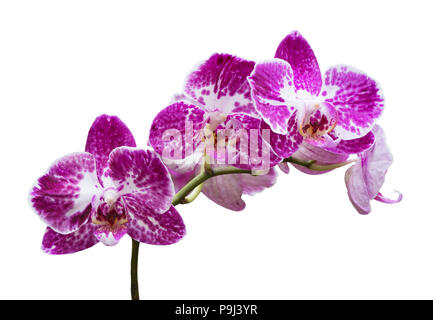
[[172, 166, 251, 206], [130, 239, 140, 300], [129, 156, 352, 299], [284, 156, 355, 171], [181, 183, 203, 204]]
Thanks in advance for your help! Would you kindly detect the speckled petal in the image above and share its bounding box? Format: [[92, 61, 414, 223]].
[[260, 117, 303, 159], [322, 65, 384, 140], [168, 167, 197, 193], [149, 101, 206, 172], [42, 224, 98, 255], [238, 167, 278, 195], [324, 131, 375, 155], [184, 53, 257, 115], [291, 142, 349, 175], [29, 152, 100, 234], [107, 147, 174, 214], [248, 59, 298, 134], [213, 113, 281, 170], [202, 173, 245, 211], [85, 115, 136, 181], [127, 205, 186, 245], [94, 224, 128, 246], [275, 31, 322, 95]]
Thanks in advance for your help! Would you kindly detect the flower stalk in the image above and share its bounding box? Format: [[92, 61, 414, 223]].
[[283, 156, 356, 171], [131, 239, 140, 300]]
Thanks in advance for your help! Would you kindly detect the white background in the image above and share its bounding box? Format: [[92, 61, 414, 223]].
[[0, 0, 431, 299]]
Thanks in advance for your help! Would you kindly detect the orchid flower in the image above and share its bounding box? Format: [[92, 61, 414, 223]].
[[247, 31, 383, 159], [345, 125, 402, 214], [29, 115, 185, 254], [149, 53, 279, 211]]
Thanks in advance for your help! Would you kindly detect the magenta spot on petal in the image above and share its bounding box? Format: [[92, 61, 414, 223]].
[[184, 53, 256, 114]]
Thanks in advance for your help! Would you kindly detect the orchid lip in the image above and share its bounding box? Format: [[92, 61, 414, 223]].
[[92, 190, 128, 245], [298, 102, 338, 142]]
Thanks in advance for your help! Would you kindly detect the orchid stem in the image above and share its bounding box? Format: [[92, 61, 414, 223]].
[[131, 239, 140, 300], [172, 166, 252, 206], [283, 156, 355, 171], [181, 183, 204, 204]]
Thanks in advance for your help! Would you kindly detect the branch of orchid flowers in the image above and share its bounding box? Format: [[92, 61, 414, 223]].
[[283, 156, 356, 171], [130, 156, 354, 299]]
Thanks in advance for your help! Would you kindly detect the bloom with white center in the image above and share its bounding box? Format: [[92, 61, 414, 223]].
[[247, 31, 383, 159], [29, 115, 185, 254], [149, 53, 279, 211]]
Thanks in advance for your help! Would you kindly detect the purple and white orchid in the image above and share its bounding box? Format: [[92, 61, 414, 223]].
[[245, 31, 401, 213], [29, 115, 185, 254], [149, 53, 279, 211], [27, 31, 402, 300], [247, 31, 382, 159]]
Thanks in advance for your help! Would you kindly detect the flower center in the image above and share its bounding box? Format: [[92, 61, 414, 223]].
[[103, 188, 119, 207], [299, 102, 337, 143], [92, 188, 128, 246], [202, 111, 228, 146], [207, 111, 227, 131]]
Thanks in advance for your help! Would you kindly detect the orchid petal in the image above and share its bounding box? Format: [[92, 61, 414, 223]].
[[238, 168, 278, 195], [202, 165, 277, 211], [275, 31, 322, 96], [85, 115, 136, 182], [94, 223, 128, 246], [375, 191, 403, 204], [260, 116, 303, 159], [107, 147, 174, 214], [184, 53, 257, 115], [278, 162, 290, 174], [213, 113, 281, 170], [149, 101, 206, 172], [170, 92, 199, 105], [202, 173, 245, 211], [344, 125, 400, 214], [42, 224, 98, 255], [127, 205, 186, 245], [345, 164, 371, 214], [248, 59, 298, 135], [168, 167, 197, 193], [361, 125, 393, 198], [324, 131, 375, 155], [323, 65, 384, 139], [29, 152, 100, 234]]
